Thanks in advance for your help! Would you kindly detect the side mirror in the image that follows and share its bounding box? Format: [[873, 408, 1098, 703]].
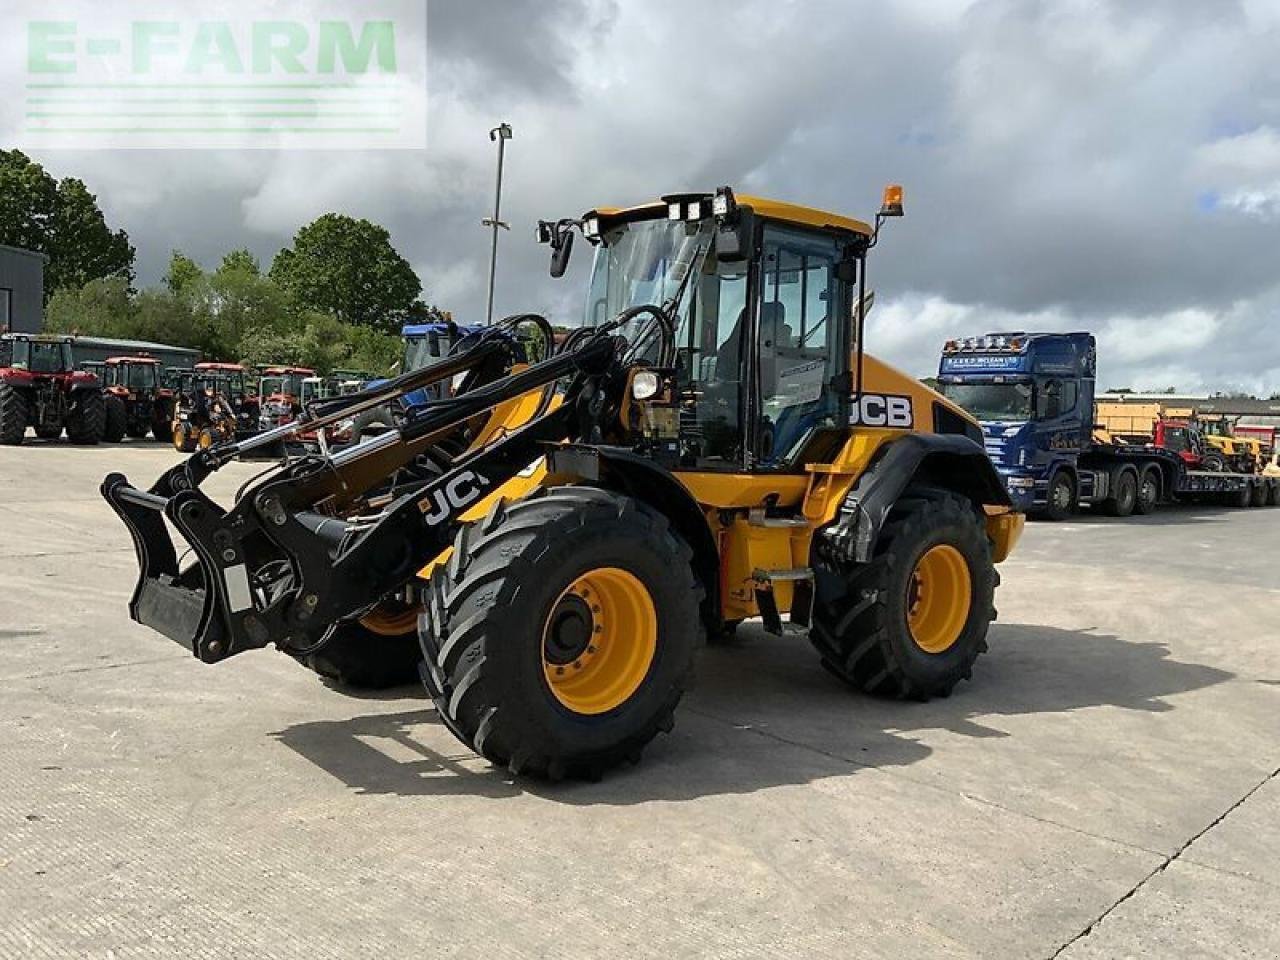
[[538, 220, 576, 278], [550, 228, 574, 278]]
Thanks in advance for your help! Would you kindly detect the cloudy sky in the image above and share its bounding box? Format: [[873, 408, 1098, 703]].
[[6, 0, 1280, 393]]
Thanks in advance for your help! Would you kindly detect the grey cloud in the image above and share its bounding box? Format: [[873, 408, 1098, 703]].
[[7, 0, 1280, 392]]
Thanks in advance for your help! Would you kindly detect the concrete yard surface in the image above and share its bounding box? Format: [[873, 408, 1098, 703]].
[[1, 442, 1277, 959]]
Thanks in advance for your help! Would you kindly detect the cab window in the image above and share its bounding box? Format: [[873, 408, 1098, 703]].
[[757, 227, 842, 463]]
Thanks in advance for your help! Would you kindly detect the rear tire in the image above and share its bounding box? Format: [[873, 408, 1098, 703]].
[[1134, 468, 1159, 515], [1202, 453, 1227, 473], [1267, 481, 1280, 507], [1225, 485, 1251, 509], [1102, 469, 1138, 517], [102, 396, 127, 443], [419, 487, 704, 780], [1250, 481, 1267, 508], [66, 391, 104, 445], [810, 488, 997, 700], [294, 604, 424, 690], [0, 382, 29, 445]]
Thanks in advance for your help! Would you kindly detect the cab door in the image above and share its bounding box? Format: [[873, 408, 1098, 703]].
[[749, 225, 851, 467]]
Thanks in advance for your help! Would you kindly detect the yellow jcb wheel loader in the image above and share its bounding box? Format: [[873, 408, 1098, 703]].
[[102, 185, 1023, 780]]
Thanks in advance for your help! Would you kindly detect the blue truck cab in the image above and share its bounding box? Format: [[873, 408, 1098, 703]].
[[936, 332, 1096, 513]]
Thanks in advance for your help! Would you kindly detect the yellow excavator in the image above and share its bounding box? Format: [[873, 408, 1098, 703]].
[[103, 185, 1023, 780]]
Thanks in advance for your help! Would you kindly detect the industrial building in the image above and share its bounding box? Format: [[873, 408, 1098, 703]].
[[0, 244, 48, 334]]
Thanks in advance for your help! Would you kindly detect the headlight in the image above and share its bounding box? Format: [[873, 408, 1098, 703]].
[[632, 370, 661, 401]]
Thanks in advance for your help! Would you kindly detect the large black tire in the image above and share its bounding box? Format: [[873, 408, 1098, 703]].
[[1101, 469, 1138, 517], [65, 391, 104, 444], [1202, 452, 1227, 473], [1224, 485, 1251, 509], [173, 422, 197, 452], [1249, 481, 1267, 508], [810, 488, 997, 700], [1133, 468, 1160, 515], [0, 382, 29, 445], [294, 606, 424, 690], [102, 396, 127, 443], [1037, 470, 1075, 522], [419, 486, 704, 780], [1267, 481, 1280, 507]]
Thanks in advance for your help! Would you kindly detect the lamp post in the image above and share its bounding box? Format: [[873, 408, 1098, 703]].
[[482, 122, 513, 326]]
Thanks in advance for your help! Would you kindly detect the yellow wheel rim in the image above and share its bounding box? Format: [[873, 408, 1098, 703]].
[[906, 545, 972, 654], [542, 567, 657, 715], [358, 603, 421, 637], [172, 426, 186, 450], [198, 430, 214, 449]]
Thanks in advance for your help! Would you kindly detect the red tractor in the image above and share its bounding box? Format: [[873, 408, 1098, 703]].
[[258, 365, 315, 430], [0, 334, 106, 445], [101, 356, 175, 442], [1153, 419, 1227, 472]]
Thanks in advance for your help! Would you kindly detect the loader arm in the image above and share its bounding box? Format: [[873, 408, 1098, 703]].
[[102, 327, 624, 665]]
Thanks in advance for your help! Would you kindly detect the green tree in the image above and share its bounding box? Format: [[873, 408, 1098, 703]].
[[269, 213, 421, 332], [218, 248, 261, 277], [45, 277, 134, 337], [0, 150, 134, 295], [165, 251, 204, 296]]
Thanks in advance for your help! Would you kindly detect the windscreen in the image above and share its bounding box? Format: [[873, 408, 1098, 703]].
[[125, 364, 156, 389], [584, 218, 713, 340], [939, 381, 1034, 422], [13, 341, 68, 374]]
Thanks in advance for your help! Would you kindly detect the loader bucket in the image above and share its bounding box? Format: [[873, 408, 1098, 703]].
[[101, 472, 227, 659]]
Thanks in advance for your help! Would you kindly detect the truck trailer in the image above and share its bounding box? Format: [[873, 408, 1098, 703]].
[[935, 332, 1279, 519]]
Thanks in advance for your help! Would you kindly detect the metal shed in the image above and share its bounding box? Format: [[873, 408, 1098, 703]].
[[0, 245, 48, 334]]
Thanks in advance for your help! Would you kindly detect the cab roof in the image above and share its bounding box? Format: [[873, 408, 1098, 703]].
[[105, 355, 159, 364], [587, 193, 873, 237], [195, 362, 245, 372]]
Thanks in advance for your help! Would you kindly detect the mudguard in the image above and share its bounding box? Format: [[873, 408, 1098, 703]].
[[823, 433, 1010, 564], [546, 445, 722, 621]]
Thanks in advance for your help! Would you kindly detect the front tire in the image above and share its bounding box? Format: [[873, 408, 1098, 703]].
[[810, 488, 997, 700], [102, 396, 127, 443], [419, 487, 704, 780], [294, 602, 424, 690], [1039, 470, 1075, 522]]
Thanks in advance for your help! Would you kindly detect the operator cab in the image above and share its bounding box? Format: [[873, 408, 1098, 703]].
[[104, 357, 161, 393], [0, 335, 75, 375], [556, 188, 906, 473]]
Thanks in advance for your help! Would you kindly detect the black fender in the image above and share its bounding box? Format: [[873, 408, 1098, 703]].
[[545, 445, 722, 629], [824, 433, 1010, 564], [70, 380, 100, 394]]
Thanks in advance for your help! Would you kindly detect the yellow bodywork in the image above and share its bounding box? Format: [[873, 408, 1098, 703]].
[[418, 346, 1022, 624], [416, 195, 1021, 624]]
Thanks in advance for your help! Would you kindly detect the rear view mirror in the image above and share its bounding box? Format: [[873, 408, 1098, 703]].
[[538, 219, 576, 278], [550, 229, 574, 278]]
